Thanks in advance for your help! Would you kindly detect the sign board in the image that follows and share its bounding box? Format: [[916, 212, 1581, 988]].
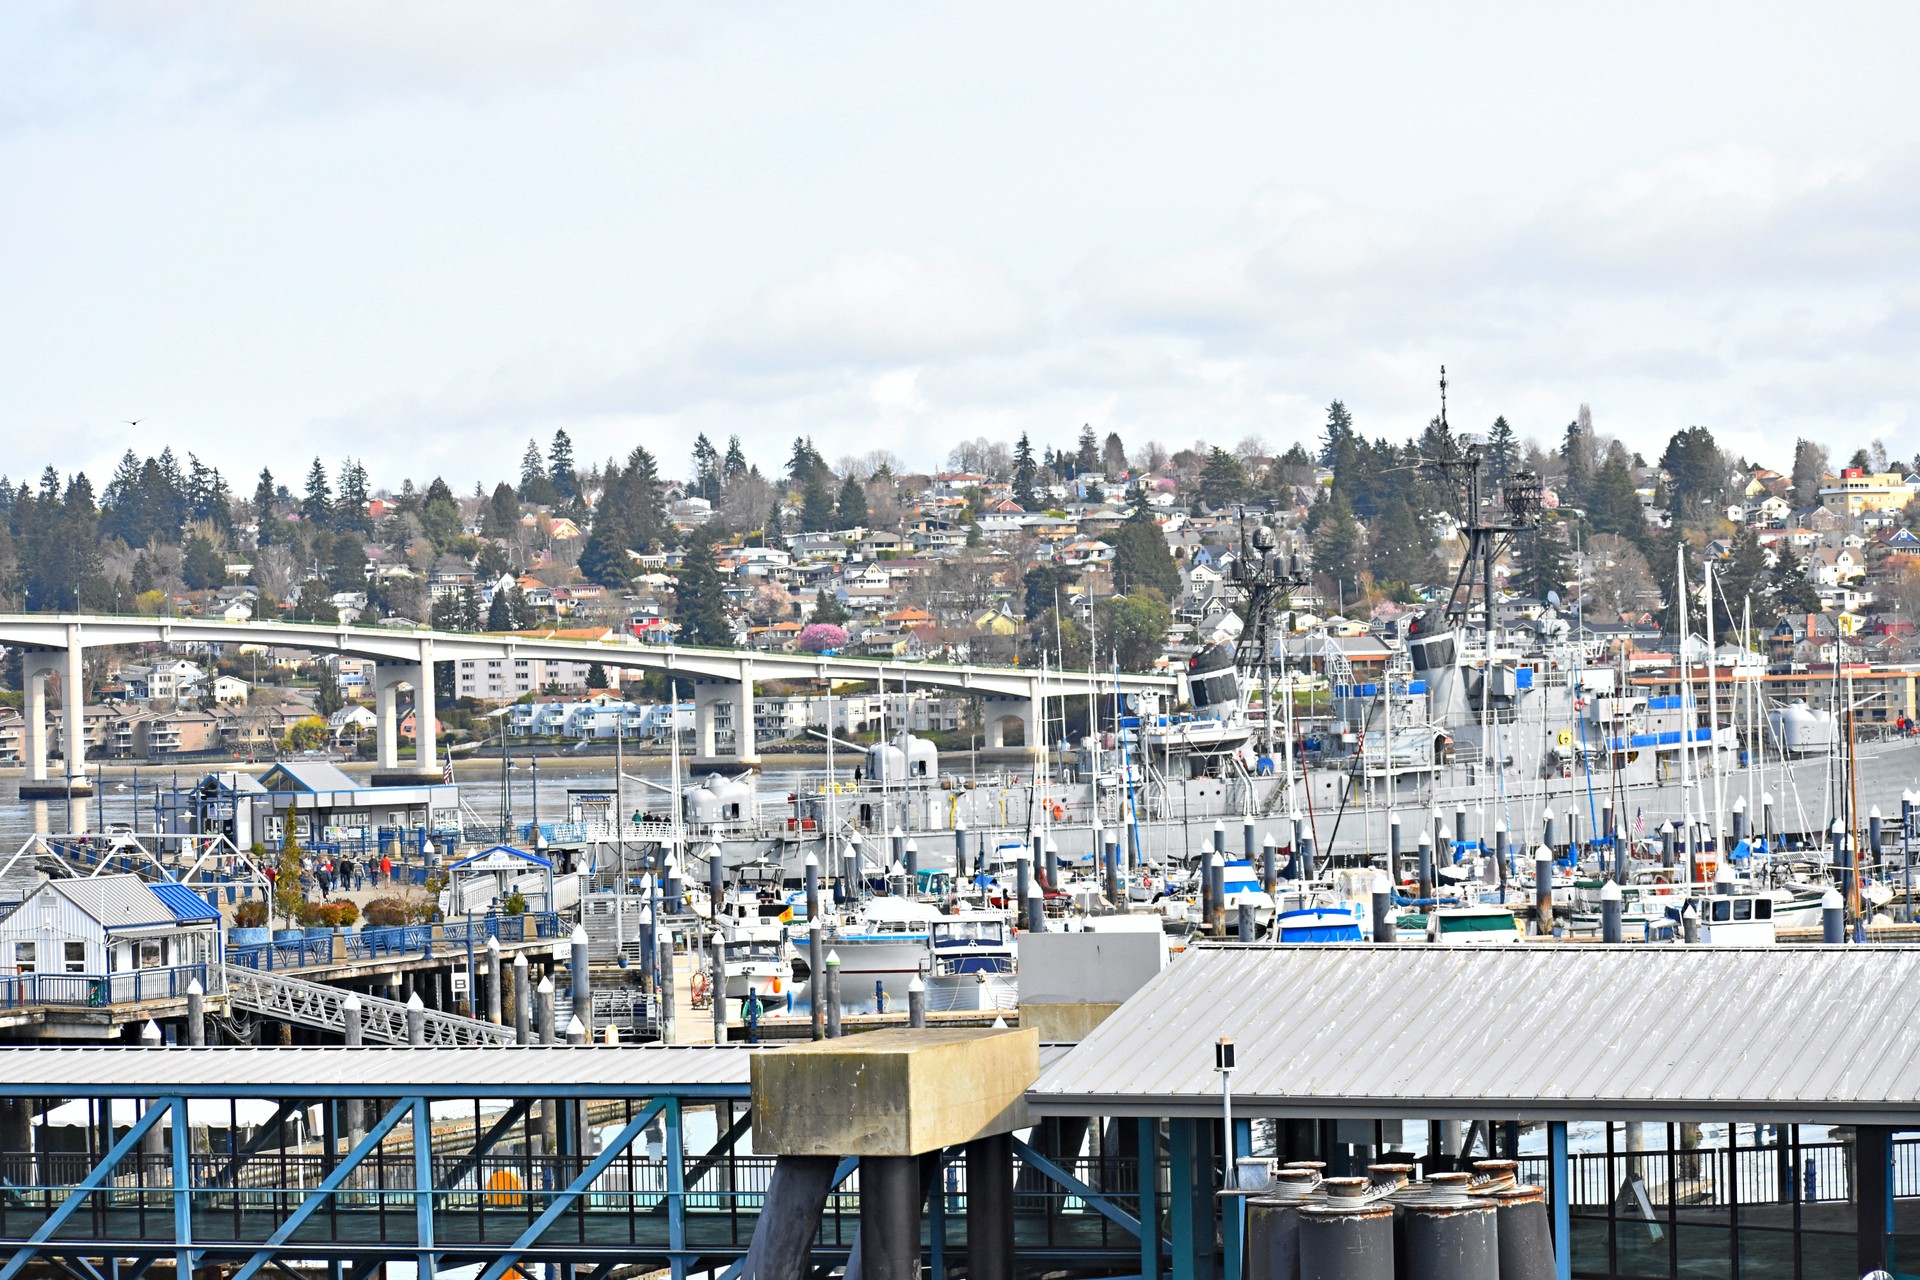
[[451, 969, 470, 995]]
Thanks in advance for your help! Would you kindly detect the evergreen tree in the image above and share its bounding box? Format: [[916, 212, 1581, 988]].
[[483, 482, 519, 539], [1514, 519, 1574, 601], [252, 468, 277, 531], [328, 537, 368, 592], [835, 476, 869, 530], [786, 437, 825, 490], [486, 586, 515, 631], [578, 508, 635, 587], [675, 529, 733, 646], [801, 468, 836, 532], [1560, 410, 1597, 504], [622, 446, 667, 551], [182, 533, 224, 591], [518, 440, 554, 503], [1012, 434, 1038, 510], [1485, 416, 1517, 481], [548, 429, 578, 501], [1308, 488, 1362, 598], [692, 435, 722, 503], [1075, 424, 1099, 475], [302, 458, 332, 525], [811, 592, 848, 625], [1791, 439, 1829, 508], [1367, 495, 1437, 591], [587, 661, 609, 690], [1583, 452, 1644, 540], [1713, 528, 1774, 635], [1102, 432, 1128, 476], [1110, 494, 1180, 598], [1771, 546, 1823, 617], [420, 478, 462, 551], [186, 455, 232, 533], [334, 459, 371, 533], [765, 500, 785, 545], [102, 451, 149, 546], [1318, 401, 1355, 467], [1197, 447, 1248, 509], [290, 578, 338, 623], [722, 436, 748, 484], [1658, 426, 1729, 525]]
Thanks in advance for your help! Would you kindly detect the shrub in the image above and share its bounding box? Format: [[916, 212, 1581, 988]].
[[502, 889, 528, 916], [233, 899, 268, 929], [363, 897, 411, 928]]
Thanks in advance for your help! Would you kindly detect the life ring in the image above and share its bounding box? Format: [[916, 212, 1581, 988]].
[[1555, 728, 1573, 747], [1050, 802, 1065, 821]]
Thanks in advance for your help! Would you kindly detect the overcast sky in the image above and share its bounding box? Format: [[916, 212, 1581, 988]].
[[3, 2, 1916, 492]]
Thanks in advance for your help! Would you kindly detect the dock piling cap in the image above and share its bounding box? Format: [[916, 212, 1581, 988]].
[[1534, 845, 1554, 862], [1822, 889, 1843, 909], [486, 935, 500, 953], [1600, 881, 1622, 901], [343, 993, 362, 1011], [140, 1019, 162, 1044], [537, 975, 553, 992], [804, 852, 818, 868], [407, 992, 424, 1010], [187, 978, 204, 996]]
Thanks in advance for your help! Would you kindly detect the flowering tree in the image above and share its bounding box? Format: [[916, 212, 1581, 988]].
[[796, 623, 847, 654]]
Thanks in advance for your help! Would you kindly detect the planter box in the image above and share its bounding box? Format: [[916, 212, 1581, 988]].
[[230, 927, 271, 948]]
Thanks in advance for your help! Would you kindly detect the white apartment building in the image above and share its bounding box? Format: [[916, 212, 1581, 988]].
[[455, 656, 593, 703]]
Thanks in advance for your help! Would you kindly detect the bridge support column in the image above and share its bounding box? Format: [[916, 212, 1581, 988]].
[[414, 639, 438, 778], [733, 668, 759, 766], [983, 698, 1028, 752], [373, 663, 410, 774], [694, 683, 723, 762], [18, 652, 61, 797], [373, 650, 437, 786]]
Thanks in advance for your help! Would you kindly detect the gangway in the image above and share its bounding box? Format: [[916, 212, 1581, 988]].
[[223, 966, 515, 1046]]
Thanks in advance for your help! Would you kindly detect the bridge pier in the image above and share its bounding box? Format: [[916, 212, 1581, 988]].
[[372, 643, 439, 786], [693, 674, 759, 766], [983, 696, 1033, 753]]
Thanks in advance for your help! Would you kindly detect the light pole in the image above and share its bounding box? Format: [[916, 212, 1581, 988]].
[[1216, 1037, 1237, 1186]]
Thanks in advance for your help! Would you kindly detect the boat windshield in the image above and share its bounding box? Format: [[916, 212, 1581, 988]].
[[933, 920, 1005, 947]]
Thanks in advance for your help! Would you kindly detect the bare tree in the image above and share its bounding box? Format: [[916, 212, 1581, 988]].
[[1580, 534, 1659, 618]]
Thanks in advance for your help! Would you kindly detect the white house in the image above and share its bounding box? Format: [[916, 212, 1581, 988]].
[[0, 874, 222, 996]]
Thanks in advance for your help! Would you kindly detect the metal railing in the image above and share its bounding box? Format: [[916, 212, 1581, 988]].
[[225, 913, 563, 971], [222, 966, 515, 1046], [0, 964, 211, 1009]]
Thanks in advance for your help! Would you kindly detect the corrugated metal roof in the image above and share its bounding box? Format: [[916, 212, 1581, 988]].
[[49, 875, 174, 931], [0, 1044, 759, 1098], [263, 761, 360, 792], [149, 882, 222, 924], [1030, 945, 1920, 1124]]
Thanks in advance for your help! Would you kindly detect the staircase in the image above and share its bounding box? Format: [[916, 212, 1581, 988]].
[[223, 966, 517, 1047]]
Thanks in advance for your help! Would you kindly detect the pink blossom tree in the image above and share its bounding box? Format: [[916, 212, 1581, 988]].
[[796, 623, 848, 654]]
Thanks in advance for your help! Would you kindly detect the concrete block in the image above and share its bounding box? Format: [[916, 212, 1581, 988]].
[[752, 1026, 1039, 1157]]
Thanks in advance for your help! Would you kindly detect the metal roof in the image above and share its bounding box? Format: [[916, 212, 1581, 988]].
[[48, 875, 176, 931], [149, 882, 222, 924], [1029, 944, 1920, 1124], [262, 761, 361, 793], [0, 1044, 760, 1099]]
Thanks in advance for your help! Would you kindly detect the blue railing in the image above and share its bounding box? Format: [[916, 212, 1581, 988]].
[[226, 913, 564, 970], [0, 964, 209, 1009]]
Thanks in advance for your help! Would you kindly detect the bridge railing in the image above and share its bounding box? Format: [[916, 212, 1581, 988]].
[[225, 913, 565, 970], [0, 964, 211, 1010]]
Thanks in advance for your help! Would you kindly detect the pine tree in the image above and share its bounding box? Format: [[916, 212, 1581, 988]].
[[1367, 495, 1437, 590], [675, 529, 733, 646], [302, 458, 332, 525], [1111, 493, 1180, 598], [1486, 416, 1517, 481], [722, 436, 748, 484], [1585, 455, 1644, 539], [1102, 432, 1128, 477], [519, 440, 553, 503], [1075, 424, 1099, 475], [1013, 434, 1038, 510], [1197, 447, 1248, 509], [835, 476, 868, 530], [335, 459, 371, 533], [548, 430, 578, 501], [578, 508, 635, 588], [182, 533, 224, 591], [252, 468, 278, 544], [1308, 488, 1362, 597], [486, 586, 515, 631], [1319, 401, 1355, 467], [801, 469, 836, 532], [692, 435, 722, 503], [1515, 520, 1574, 602], [483, 483, 519, 539], [623, 446, 667, 551]]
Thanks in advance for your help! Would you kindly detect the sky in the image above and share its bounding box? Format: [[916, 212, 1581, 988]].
[[2, 1, 1917, 492]]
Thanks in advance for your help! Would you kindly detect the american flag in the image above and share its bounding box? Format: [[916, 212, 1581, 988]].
[[442, 758, 453, 785]]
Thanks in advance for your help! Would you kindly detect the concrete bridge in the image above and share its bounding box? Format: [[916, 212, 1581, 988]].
[[0, 614, 1180, 804]]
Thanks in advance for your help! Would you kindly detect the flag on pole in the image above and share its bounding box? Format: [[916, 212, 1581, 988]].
[[443, 758, 453, 785]]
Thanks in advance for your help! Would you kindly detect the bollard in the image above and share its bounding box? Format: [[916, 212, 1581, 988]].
[[186, 978, 205, 1047], [1494, 1185, 1556, 1280], [485, 936, 503, 1025], [1208, 853, 1227, 936], [954, 821, 969, 884], [1016, 854, 1032, 911], [1682, 905, 1700, 944], [1243, 813, 1258, 859], [513, 953, 532, 1043], [1213, 820, 1227, 859], [1026, 879, 1046, 934], [1731, 795, 1747, 846], [343, 993, 364, 1141], [1600, 881, 1624, 943], [570, 924, 592, 1041], [1297, 1199, 1394, 1280], [1822, 889, 1844, 943], [1389, 813, 1403, 885], [1104, 834, 1121, 907], [804, 853, 820, 923], [1660, 822, 1675, 868], [1533, 846, 1554, 937], [536, 975, 556, 1044], [907, 975, 927, 1028], [1237, 901, 1255, 942], [1495, 821, 1509, 892], [904, 838, 920, 893], [1417, 831, 1435, 902], [809, 919, 826, 1041], [1403, 1182, 1499, 1280], [1261, 835, 1279, 896], [405, 992, 426, 1046], [1299, 833, 1318, 881], [712, 936, 729, 1045], [1044, 836, 1060, 891], [824, 950, 843, 1038], [1370, 874, 1395, 944]]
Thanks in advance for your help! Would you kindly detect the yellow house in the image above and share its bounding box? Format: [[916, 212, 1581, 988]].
[[1819, 469, 1918, 518], [971, 608, 1020, 637]]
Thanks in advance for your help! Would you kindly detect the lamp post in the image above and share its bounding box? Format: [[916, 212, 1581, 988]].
[[1216, 1037, 1237, 1187]]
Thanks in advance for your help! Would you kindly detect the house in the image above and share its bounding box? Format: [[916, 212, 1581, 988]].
[[0, 874, 222, 992], [157, 763, 459, 849], [328, 705, 378, 745]]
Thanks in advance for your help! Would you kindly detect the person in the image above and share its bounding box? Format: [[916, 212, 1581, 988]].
[[380, 853, 393, 884], [340, 856, 356, 891]]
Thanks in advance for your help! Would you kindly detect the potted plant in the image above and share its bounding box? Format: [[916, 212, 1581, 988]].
[[230, 898, 271, 948]]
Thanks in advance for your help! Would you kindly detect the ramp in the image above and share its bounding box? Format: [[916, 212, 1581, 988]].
[[223, 965, 516, 1046]]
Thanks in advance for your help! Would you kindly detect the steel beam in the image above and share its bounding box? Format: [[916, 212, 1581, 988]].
[[0, 1095, 175, 1280], [1010, 1136, 1151, 1239]]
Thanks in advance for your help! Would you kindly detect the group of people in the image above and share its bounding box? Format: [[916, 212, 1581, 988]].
[[263, 851, 400, 899]]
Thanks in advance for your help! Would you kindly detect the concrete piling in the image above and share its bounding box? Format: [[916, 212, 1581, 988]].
[[1016, 854, 1032, 911], [712, 936, 729, 1045], [856, 1154, 923, 1280], [1243, 813, 1258, 858], [1494, 1185, 1556, 1280], [1417, 831, 1434, 902], [1043, 836, 1059, 891], [1731, 795, 1746, 846], [485, 936, 502, 1025], [1822, 889, 1844, 943], [824, 950, 843, 1038], [343, 992, 364, 1142], [1104, 834, 1121, 907], [1208, 852, 1227, 936], [405, 992, 426, 1046], [1660, 822, 1675, 868], [1213, 819, 1227, 859], [186, 978, 205, 1047], [1600, 881, 1624, 943], [1262, 835, 1279, 896], [809, 920, 826, 1041], [1371, 874, 1395, 944], [512, 953, 532, 1044], [1026, 879, 1045, 934], [965, 1134, 1016, 1280], [1237, 901, 1255, 942], [1300, 832, 1318, 881], [1403, 1182, 1499, 1280], [1389, 813, 1403, 884], [954, 821, 969, 884], [570, 925, 591, 1040], [536, 975, 555, 1044], [1682, 905, 1700, 944], [1494, 821, 1509, 892], [739, 1156, 840, 1280], [904, 838, 920, 891], [907, 976, 927, 1028], [1297, 1199, 1394, 1280], [659, 932, 677, 1041], [804, 853, 820, 922], [1533, 846, 1554, 937]]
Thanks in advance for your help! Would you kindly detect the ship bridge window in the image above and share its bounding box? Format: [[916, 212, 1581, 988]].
[[1732, 899, 1753, 922], [1711, 900, 1732, 922]]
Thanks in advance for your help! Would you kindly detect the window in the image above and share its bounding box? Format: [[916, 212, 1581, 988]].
[[14, 942, 35, 973], [63, 942, 84, 973], [138, 939, 164, 969]]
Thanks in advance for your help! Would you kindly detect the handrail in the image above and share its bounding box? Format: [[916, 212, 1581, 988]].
[[222, 965, 514, 1046]]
